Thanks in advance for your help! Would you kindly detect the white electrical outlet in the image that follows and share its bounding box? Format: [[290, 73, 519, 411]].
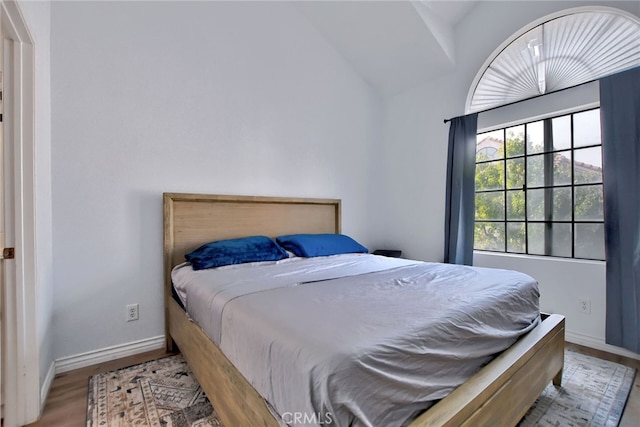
[[579, 298, 591, 315], [127, 303, 139, 321]]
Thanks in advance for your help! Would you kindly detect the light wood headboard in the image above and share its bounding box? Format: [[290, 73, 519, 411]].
[[163, 193, 341, 269], [163, 192, 341, 338]]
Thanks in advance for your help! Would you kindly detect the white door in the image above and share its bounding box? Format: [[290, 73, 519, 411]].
[[0, 15, 17, 425], [0, 8, 5, 421], [0, 8, 4, 420], [0, 1, 33, 427], [0, 2, 38, 424]]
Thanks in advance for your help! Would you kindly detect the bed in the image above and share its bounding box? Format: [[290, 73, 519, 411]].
[[163, 193, 565, 427]]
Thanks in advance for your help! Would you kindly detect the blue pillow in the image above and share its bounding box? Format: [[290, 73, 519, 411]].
[[185, 236, 288, 270], [276, 234, 368, 257]]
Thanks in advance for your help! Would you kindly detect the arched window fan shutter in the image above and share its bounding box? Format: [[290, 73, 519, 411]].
[[468, 8, 640, 113]]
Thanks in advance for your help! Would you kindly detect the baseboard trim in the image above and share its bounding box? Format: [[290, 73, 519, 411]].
[[55, 335, 165, 374], [40, 361, 56, 412], [566, 330, 640, 360]]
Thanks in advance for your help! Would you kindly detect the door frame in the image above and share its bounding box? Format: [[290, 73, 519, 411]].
[[1, 1, 39, 425]]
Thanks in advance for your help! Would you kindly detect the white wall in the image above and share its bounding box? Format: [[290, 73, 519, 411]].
[[17, 0, 54, 391], [50, 1, 384, 359], [378, 1, 640, 357]]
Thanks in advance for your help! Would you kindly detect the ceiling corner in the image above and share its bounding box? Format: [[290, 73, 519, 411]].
[[411, 1, 456, 66]]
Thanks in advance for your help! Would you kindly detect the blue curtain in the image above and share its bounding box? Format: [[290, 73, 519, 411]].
[[444, 114, 478, 265], [600, 66, 640, 353]]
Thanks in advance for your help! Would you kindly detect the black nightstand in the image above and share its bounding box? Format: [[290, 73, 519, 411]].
[[372, 249, 402, 258]]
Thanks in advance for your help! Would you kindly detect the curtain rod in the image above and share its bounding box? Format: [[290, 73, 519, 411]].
[[443, 78, 598, 124]]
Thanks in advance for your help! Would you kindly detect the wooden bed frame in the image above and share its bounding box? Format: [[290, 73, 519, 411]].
[[164, 192, 566, 427]]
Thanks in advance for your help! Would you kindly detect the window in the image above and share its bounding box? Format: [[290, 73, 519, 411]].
[[474, 108, 605, 261], [467, 9, 640, 113]]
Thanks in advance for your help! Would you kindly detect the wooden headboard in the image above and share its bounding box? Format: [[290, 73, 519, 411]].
[[163, 193, 341, 269], [163, 192, 341, 328]]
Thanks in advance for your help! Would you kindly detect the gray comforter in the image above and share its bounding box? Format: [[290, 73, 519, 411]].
[[172, 254, 539, 427]]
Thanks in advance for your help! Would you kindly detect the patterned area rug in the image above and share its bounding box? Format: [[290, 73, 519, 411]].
[[519, 350, 636, 426], [87, 350, 635, 426], [87, 355, 221, 426]]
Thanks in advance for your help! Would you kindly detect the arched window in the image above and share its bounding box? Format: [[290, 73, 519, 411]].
[[466, 6, 640, 114], [470, 7, 640, 261]]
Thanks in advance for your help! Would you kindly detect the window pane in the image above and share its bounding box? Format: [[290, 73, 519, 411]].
[[507, 222, 526, 253], [505, 125, 525, 157], [527, 189, 545, 220], [574, 147, 603, 184], [528, 223, 572, 257], [477, 130, 504, 160], [552, 151, 572, 186], [552, 116, 571, 150], [527, 188, 571, 221], [574, 185, 604, 221], [551, 187, 572, 220], [527, 154, 544, 187], [575, 223, 605, 260], [474, 222, 505, 251], [475, 192, 505, 221], [550, 223, 572, 257], [574, 109, 601, 147], [475, 161, 504, 191], [506, 190, 525, 220], [506, 158, 524, 189], [527, 121, 544, 154], [527, 223, 545, 255]]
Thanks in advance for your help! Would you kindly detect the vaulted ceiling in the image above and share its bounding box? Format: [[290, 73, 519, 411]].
[[295, 1, 478, 98]]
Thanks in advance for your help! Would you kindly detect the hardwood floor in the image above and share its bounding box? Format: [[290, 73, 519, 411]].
[[26, 344, 640, 427]]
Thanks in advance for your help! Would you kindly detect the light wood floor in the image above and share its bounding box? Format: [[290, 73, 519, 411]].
[[26, 343, 640, 427]]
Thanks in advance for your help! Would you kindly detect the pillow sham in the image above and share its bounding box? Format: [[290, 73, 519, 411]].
[[185, 235, 288, 270], [276, 233, 368, 257]]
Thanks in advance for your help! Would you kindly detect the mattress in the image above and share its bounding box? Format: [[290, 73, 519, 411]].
[[172, 254, 540, 427]]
